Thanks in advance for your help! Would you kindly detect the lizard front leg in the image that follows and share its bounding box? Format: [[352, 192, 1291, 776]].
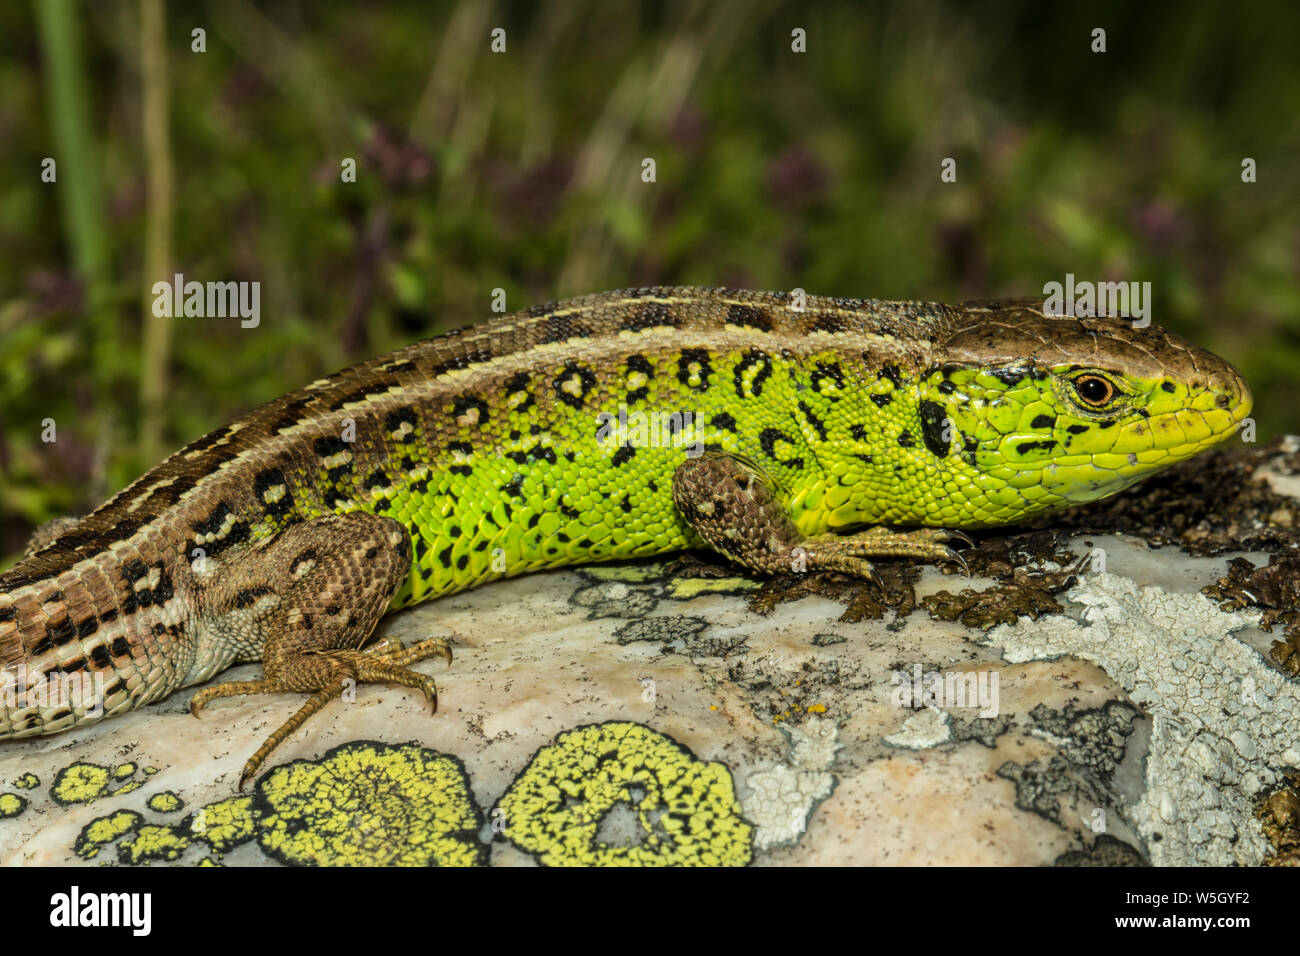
[[190, 512, 451, 788], [671, 453, 970, 585]]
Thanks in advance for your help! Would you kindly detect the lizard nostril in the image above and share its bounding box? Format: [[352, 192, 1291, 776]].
[[1216, 393, 1231, 409]]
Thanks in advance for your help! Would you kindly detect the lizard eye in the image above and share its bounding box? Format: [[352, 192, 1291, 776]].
[[1072, 374, 1117, 407]]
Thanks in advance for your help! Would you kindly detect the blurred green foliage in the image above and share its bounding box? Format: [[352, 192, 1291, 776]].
[[2, 0, 1298, 566]]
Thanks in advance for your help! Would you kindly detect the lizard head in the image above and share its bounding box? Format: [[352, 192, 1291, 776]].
[[927, 299, 1252, 515]]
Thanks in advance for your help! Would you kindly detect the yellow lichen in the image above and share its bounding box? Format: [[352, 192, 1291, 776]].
[[579, 565, 663, 584], [255, 741, 485, 866], [187, 796, 257, 854], [666, 576, 759, 600], [62, 729, 753, 868], [65, 741, 485, 866], [113, 762, 137, 779], [0, 793, 27, 819], [120, 824, 191, 864], [74, 810, 143, 859], [147, 791, 183, 813], [51, 762, 112, 805], [13, 773, 39, 790], [494, 721, 752, 867]]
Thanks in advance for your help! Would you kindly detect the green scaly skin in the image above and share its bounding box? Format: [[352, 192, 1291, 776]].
[[0, 288, 1252, 784]]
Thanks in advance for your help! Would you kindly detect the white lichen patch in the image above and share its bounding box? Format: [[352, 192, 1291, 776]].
[[742, 716, 838, 851], [883, 707, 953, 750], [984, 571, 1295, 866]]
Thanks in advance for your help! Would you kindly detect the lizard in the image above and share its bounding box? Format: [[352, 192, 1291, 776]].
[[0, 287, 1253, 788]]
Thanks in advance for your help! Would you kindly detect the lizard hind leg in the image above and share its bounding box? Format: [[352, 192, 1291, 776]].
[[671, 453, 969, 585], [189, 511, 452, 789]]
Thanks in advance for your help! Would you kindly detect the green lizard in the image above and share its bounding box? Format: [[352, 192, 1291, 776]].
[[0, 288, 1252, 786]]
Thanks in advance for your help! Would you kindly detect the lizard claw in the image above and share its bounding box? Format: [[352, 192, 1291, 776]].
[[943, 547, 971, 577], [863, 565, 886, 594], [944, 529, 976, 549]]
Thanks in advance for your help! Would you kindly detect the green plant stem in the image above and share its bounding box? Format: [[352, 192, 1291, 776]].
[[140, 0, 173, 465]]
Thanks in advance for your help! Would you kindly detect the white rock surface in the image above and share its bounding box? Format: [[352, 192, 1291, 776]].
[[0, 525, 1289, 866]]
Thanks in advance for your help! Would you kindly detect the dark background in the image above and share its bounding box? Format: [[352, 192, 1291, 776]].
[[2, 0, 1297, 567]]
